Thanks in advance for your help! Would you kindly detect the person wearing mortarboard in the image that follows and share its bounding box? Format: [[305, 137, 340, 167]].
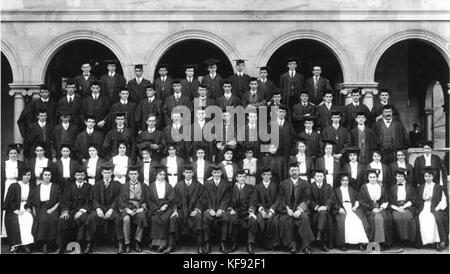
[[127, 64, 152, 103], [162, 79, 192, 126], [200, 58, 224, 100], [99, 59, 127, 104], [279, 57, 305, 108]]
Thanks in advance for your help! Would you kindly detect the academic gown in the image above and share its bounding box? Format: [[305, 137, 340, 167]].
[[17, 98, 57, 138], [82, 158, 107, 184], [228, 184, 257, 244], [371, 100, 400, 124], [257, 79, 276, 101], [309, 182, 335, 246], [414, 155, 448, 191], [49, 123, 79, 159], [259, 154, 287, 184], [254, 181, 280, 249], [350, 126, 379, 165], [180, 78, 200, 100], [387, 161, 415, 187], [1, 160, 26, 205], [190, 122, 215, 161], [342, 103, 371, 130], [74, 74, 97, 97], [201, 74, 224, 99], [342, 162, 365, 191], [268, 120, 296, 162], [106, 101, 137, 131], [219, 161, 239, 184], [241, 90, 266, 108], [85, 179, 123, 242], [292, 102, 317, 133], [103, 127, 136, 161], [315, 156, 341, 187], [297, 130, 322, 159], [73, 130, 105, 161], [27, 158, 55, 187], [321, 125, 352, 156], [289, 155, 314, 182], [358, 183, 394, 244], [315, 104, 341, 132], [388, 184, 417, 242], [162, 95, 192, 126], [99, 73, 127, 104], [136, 129, 166, 162], [160, 157, 185, 186], [4, 182, 34, 247], [146, 182, 177, 241], [154, 76, 174, 101], [56, 94, 83, 126], [163, 125, 190, 160], [279, 71, 305, 107], [333, 186, 369, 246], [136, 158, 159, 185], [54, 158, 79, 193], [127, 78, 152, 103], [364, 162, 389, 189], [202, 178, 231, 242], [277, 178, 315, 248], [23, 122, 54, 159], [57, 181, 92, 246], [134, 97, 164, 130], [192, 160, 212, 184], [229, 73, 251, 98], [172, 180, 205, 242], [80, 95, 111, 127], [26, 183, 60, 241]]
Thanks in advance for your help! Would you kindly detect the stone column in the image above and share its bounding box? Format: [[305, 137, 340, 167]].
[[424, 108, 434, 140], [361, 88, 378, 111], [8, 87, 27, 144], [340, 82, 378, 107]]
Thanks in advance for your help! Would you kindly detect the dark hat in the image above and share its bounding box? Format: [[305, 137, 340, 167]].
[[127, 165, 140, 172], [60, 143, 72, 151], [133, 64, 144, 70], [422, 140, 434, 148], [347, 146, 360, 155], [211, 164, 223, 171], [285, 57, 299, 64], [104, 59, 118, 65], [331, 110, 341, 116], [249, 77, 258, 82], [258, 66, 271, 71], [271, 89, 281, 95], [74, 166, 86, 174], [18, 166, 32, 178], [261, 166, 272, 173], [183, 64, 198, 70], [233, 59, 247, 65], [183, 164, 193, 171], [236, 169, 246, 175], [157, 63, 169, 70], [100, 163, 115, 170], [204, 58, 220, 66]]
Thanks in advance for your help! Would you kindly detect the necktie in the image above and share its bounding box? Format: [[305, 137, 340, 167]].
[[78, 183, 82, 189], [137, 79, 141, 84], [290, 71, 293, 78], [68, 96, 73, 103], [398, 184, 404, 186], [162, 77, 165, 83]]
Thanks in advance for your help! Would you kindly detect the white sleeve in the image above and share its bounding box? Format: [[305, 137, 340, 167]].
[[435, 191, 447, 211]]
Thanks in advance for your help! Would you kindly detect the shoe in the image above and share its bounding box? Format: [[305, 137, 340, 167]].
[[163, 245, 174, 254], [84, 242, 92, 254], [316, 231, 322, 242], [56, 248, 64, 254], [204, 242, 211, 254], [157, 245, 165, 253], [135, 242, 142, 253], [220, 242, 228, 254], [22, 246, 31, 254], [229, 242, 237, 253], [303, 246, 312, 254], [435, 243, 443, 252], [125, 244, 131, 253], [321, 243, 329, 252], [10, 246, 18, 253], [247, 244, 255, 254], [359, 244, 365, 252], [117, 241, 124, 254], [43, 244, 48, 254], [290, 244, 297, 254], [197, 245, 203, 254]]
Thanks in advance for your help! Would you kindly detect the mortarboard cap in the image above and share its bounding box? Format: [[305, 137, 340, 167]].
[[422, 140, 434, 149], [258, 66, 271, 71], [101, 163, 115, 170], [233, 59, 247, 65], [351, 88, 362, 94], [204, 58, 220, 66]]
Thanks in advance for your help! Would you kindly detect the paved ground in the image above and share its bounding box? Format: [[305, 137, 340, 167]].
[[1, 242, 448, 254]]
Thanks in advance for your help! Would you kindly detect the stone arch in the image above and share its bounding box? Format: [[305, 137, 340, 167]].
[[364, 29, 450, 82], [1, 39, 24, 83], [255, 29, 357, 82], [30, 29, 133, 84], [144, 29, 242, 80]]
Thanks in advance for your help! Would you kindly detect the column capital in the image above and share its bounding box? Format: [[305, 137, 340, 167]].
[[339, 82, 378, 96], [8, 83, 43, 97]]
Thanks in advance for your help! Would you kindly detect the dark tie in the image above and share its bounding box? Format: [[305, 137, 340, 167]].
[[68, 97, 73, 103], [398, 184, 404, 186], [41, 125, 47, 142]]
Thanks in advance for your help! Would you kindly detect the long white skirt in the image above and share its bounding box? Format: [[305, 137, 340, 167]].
[[419, 201, 440, 245], [343, 202, 369, 244], [1, 178, 17, 237], [16, 201, 34, 246]]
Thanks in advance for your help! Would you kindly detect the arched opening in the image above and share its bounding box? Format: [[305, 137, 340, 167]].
[[1, 52, 14, 162], [374, 39, 449, 148], [45, 39, 123, 99], [154, 39, 234, 80], [266, 39, 344, 103]]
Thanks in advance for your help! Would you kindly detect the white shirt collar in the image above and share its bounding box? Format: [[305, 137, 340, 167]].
[[41, 98, 49, 103], [86, 128, 94, 134], [120, 99, 128, 104], [109, 72, 115, 77]]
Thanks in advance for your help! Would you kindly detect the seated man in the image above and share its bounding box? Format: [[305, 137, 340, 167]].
[[57, 167, 92, 253], [84, 163, 123, 253], [278, 162, 315, 254], [171, 165, 205, 253], [202, 165, 232, 253], [227, 170, 258, 254], [118, 166, 149, 253], [309, 169, 335, 252], [254, 167, 280, 250]]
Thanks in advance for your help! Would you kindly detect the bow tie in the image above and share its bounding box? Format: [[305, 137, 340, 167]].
[[397, 183, 404, 186], [225, 161, 232, 165], [143, 161, 150, 164], [83, 74, 89, 77]]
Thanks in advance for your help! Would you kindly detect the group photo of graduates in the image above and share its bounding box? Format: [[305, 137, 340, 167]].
[[1, 56, 449, 254]]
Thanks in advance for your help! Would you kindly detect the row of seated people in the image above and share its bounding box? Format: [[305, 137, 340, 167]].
[[2, 161, 448, 254]]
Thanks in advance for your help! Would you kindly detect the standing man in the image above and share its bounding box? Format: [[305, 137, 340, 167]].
[[371, 88, 400, 124], [216, 81, 242, 110], [321, 111, 352, 163], [56, 79, 83, 127], [305, 66, 332, 106], [297, 117, 322, 159], [180, 64, 200, 100], [73, 115, 105, 163], [292, 91, 317, 133], [127, 64, 151, 103], [241, 78, 266, 108], [134, 84, 164, 131], [80, 80, 110, 131], [74, 60, 98, 97], [99, 59, 126, 104], [270, 104, 296, 162], [351, 111, 379, 165], [193, 84, 216, 108], [374, 105, 410, 165], [257, 66, 276, 101], [154, 64, 174, 101], [103, 112, 136, 160], [56, 167, 92, 253], [279, 57, 305, 107], [229, 59, 251, 98], [162, 81, 192, 126], [49, 110, 79, 162], [201, 58, 224, 100], [103, 89, 136, 131], [23, 109, 54, 159], [316, 90, 340, 132], [136, 114, 166, 163], [342, 88, 371, 131]]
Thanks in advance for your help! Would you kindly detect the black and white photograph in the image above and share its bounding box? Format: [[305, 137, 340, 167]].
[[0, 0, 449, 264]]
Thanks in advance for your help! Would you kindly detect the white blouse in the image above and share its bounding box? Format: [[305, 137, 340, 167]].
[[143, 161, 151, 185], [155, 180, 166, 199], [324, 155, 334, 174], [40, 183, 52, 202], [112, 155, 129, 177], [196, 159, 205, 183], [397, 184, 406, 201], [367, 183, 381, 202], [296, 154, 307, 174], [19, 181, 30, 202], [166, 157, 177, 174], [35, 157, 49, 179], [87, 157, 99, 177], [349, 162, 358, 179], [370, 161, 383, 181], [340, 186, 351, 203], [5, 160, 18, 179], [61, 157, 71, 178], [243, 158, 257, 175]]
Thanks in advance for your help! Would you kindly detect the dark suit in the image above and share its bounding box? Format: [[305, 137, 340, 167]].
[[74, 74, 97, 97], [414, 154, 448, 190], [17, 98, 56, 138], [310, 182, 335, 247], [259, 154, 287, 184], [350, 126, 379, 165], [103, 127, 136, 160], [254, 181, 280, 249], [154, 76, 174, 100], [374, 120, 410, 164], [23, 122, 54, 159], [241, 90, 266, 107], [127, 78, 152, 103], [279, 71, 305, 107], [202, 178, 231, 242], [257, 79, 276, 101], [80, 95, 110, 125], [49, 123, 79, 159], [134, 97, 164, 130], [278, 178, 315, 248], [193, 96, 216, 109], [162, 95, 192, 126], [201, 74, 224, 99], [215, 94, 242, 110], [191, 122, 215, 161], [297, 130, 321, 159], [316, 103, 341, 132], [305, 76, 332, 106], [269, 120, 296, 162], [136, 158, 159, 185], [136, 129, 166, 162], [73, 130, 104, 161], [106, 101, 137, 130], [228, 184, 258, 244], [180, 78, 200, 100], [292, 102, 317, 133], [56, 94, 83, 126], [99, 73, 127, 103], [163, 125, 189, 160], [342, 102, 371, 131], [321, 124, 352, 156], [229, 73, 251, 98]]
